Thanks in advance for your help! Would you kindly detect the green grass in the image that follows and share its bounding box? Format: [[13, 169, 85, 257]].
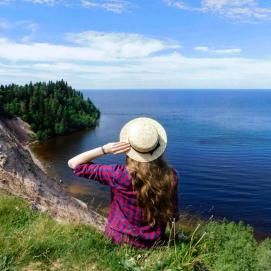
[[0, 191, 270, 271]]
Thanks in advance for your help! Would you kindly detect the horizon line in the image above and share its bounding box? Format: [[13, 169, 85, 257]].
[[80, 88, 271, 91]]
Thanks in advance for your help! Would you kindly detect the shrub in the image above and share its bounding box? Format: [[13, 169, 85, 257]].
[[199, 220, 258, 271], [256, 239, 271, 271]]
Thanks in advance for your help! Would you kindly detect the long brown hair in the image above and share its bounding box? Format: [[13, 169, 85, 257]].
[[126, 154, 175, 227]]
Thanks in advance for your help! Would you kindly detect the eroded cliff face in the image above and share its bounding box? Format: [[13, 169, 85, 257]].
[[0, 115, 106, 231]]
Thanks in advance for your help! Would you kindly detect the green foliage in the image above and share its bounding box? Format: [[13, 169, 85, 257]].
[[198, 220, 271, 271], [0, 80, 100, 140], [256, 239, 271, 271], [0, 192, 206, 270], [0, 192, 271, 270]]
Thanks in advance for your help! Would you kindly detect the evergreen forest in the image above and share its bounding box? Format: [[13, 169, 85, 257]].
[[0, 80, 100, 140]]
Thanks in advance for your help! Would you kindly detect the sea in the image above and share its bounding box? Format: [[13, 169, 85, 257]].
[[30, 90, 271, 234]]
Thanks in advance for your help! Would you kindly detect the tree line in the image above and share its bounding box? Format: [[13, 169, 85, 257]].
[[0, 80, 100, 140]]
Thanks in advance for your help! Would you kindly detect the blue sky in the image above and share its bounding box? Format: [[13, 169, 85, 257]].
[[1, 0, 271, 89]]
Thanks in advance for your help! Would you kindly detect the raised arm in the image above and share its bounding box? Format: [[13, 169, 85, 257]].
[[72, 162, 128, 187], [67, 142, 131, 187], [67, 142, 131, 169]]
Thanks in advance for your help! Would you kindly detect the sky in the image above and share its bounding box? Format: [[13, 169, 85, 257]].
[[1, 0, 271, 89]]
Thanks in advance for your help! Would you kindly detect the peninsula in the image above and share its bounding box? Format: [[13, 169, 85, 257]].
[[0, 80, 100, 140]]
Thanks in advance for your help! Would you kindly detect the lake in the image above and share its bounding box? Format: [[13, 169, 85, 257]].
[[30, 90, 271, 233]]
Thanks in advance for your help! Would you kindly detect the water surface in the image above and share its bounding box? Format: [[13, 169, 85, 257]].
[[31, 90, 271, 233]]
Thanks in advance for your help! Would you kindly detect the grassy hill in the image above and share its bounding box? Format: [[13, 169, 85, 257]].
[[0, 191, 270, 271]]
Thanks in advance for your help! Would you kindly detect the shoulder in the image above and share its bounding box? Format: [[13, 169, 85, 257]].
[[110, 164, 129, 178], [112, 164, 132, 187], [95, 163, 132, 187]]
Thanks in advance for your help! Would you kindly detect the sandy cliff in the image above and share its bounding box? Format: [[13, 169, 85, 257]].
[[0, 115, 106, 231]]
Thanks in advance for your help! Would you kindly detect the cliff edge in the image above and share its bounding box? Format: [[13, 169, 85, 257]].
[[0, 115, 106, 231]]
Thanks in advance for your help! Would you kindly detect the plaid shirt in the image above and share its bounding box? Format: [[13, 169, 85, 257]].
[[72, 162, 179, 249]]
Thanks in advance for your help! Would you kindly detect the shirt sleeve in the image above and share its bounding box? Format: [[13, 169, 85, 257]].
[[172, 169, 180, 222], [72, 162, 127, 188]]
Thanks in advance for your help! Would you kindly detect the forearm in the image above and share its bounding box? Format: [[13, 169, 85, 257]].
[[67, 141, 131, 169], [67, 146, 104, 169]]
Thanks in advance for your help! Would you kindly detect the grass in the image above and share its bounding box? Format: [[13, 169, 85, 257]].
[[0, 191, 270, 271]]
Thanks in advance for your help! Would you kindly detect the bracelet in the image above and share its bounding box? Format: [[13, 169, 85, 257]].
[[101, 146, 106, 155]]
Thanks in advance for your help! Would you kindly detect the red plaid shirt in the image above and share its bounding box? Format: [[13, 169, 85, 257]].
[[72, 162, 179, 249]]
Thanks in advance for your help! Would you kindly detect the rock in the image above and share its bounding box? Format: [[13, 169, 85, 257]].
[[0, 154, 7, 167], [0, 115, 107, 231]]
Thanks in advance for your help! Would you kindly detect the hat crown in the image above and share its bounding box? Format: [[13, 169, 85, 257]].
[[128, 122, 159, 153]]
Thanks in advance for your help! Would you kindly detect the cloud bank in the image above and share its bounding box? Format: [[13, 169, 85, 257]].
[[166, 0, 271, 21], [0, 30, 271, 89], [20, 0, 134, 13], [194, 46, 242, 54]]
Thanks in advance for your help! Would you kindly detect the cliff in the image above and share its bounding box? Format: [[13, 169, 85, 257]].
[[0, 115, 106, 231]]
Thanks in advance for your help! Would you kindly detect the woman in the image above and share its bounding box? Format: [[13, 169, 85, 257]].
[[67, 117, 179, 249]]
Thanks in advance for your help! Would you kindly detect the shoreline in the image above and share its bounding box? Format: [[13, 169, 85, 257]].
[[0, 115, 47, 174], [3, 116, 270, 242], [6, 117, 271, 242], [23, 142, 48, 174], [0, 114, 107, 231], [28, 143, 271, 242], [27, 138, 270, 242]]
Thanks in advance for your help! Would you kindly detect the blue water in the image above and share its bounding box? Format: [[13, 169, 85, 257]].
[[32, 90, 271, 233]]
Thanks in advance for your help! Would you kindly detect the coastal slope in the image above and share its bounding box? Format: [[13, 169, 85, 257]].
[[0, 115, 106, 231]]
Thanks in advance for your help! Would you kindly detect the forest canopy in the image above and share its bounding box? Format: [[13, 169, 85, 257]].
[[0, 80, 100, 140]]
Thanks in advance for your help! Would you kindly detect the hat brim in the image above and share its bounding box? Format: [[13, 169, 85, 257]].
[[119, 117, 167, 162]]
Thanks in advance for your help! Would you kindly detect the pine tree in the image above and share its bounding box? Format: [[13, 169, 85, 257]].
[[0, 80, 100, 141]]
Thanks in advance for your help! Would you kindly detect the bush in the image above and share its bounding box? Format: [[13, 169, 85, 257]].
[[199, 220, 260, 271], [256, 239, 271, 271]]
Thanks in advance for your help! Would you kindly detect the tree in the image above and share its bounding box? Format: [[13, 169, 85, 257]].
[[0, 80, 100, 140]]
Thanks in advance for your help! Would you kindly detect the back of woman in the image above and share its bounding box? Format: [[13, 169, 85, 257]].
[[69, 117, 180, 249]]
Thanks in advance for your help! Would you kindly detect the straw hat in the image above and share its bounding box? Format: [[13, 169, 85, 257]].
[[119, 117, 167, 162]]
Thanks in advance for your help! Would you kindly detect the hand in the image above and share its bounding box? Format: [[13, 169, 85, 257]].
[[102, 142, 131, 155]]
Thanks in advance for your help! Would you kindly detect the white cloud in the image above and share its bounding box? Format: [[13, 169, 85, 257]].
[[0, 19, 38, 42], [194, 46, 242, 54], [166, 0, 271, 21], [80, 0, 96, 8], [0, 0, 13, 4], [194, 46, 209, 52], [165, 0, 201, 11], [0, 31, 270, 89], [166, 0, 188, 9], [3, 0, 134, 12], [23, 0, 57, 5], [66, 31, 180, 58], [202, 0, 257, 10], [0, 32, 180, 62], [213, 48, 241, 54], [80, 0, 134, 13]]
